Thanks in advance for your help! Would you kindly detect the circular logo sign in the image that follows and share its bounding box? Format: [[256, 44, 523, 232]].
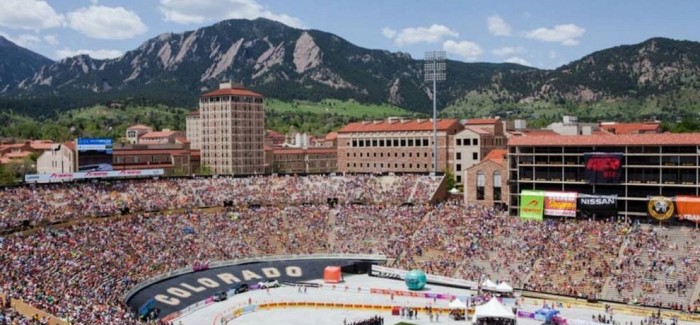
[[648, 196, 674, 221]]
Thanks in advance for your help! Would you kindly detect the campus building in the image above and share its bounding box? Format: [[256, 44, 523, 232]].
[[464, 149, 508, 207], [508, 133, 700, 218], [199, 83, 265, 175], [337, 118, 463, 173], [185, 110, 201, 150], [36, 142, 76, 174]]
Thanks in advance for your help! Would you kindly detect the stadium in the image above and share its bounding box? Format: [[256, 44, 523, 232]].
[[1, 174, 700, 325]]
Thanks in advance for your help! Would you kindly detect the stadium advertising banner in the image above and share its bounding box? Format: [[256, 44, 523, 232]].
[[25, 169, 164, 183], [647, 196, 674, 221], [675, 196, 700, 223], [544, 191, 577, 217], [519, 190, 544, 221], [77, 138, 113, 172], [578, 194, 617, 216], [583, 153, 623, 184]]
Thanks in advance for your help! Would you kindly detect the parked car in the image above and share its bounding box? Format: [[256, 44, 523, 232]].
[[231, 283, 249, 294], [212, 291, 227, 302], [258, 280, 280, 289]]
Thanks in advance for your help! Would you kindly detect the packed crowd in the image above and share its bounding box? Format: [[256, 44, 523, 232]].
[[2, 176, 700, 324], [0, 174, 442, 232], [608, 225, 700, 310]]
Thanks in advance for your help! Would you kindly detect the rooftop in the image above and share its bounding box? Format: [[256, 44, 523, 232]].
[[464, 118, 500, 125], [200, 87, 263, 98], [141, 131, 177, 139], [338, 118, 461, 133], [599, 122, 661, 134], [127, 124, 152, 130], [186, 110, 200, 116], [484, 149, 507, 165], [508, 133, 700, 147]]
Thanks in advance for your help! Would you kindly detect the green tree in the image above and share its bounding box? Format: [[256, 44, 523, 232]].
[[443, 168, 455, 194]]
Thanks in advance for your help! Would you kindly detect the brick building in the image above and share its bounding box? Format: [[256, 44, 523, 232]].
[[464, 149, 508, 207], [337, 118, 463, 173], [125, 125, 152, 144], [112, 143, 194, 176], [199, 82, 265, 175], [185, 111, 201, 149], [271, 147, 337, 174]]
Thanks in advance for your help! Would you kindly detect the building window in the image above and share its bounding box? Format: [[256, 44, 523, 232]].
[[473, 139, 478, 145], [493, 171, 502, 201], [456, 152, 461, 160], [476, 171, 485, 200], [456, 164, 461, 171], [422, 139, 429, 146], [456, 175, 462, 183], [473, 152, 478, 160], [457, 139, 462, 146], [463, 139, 470, 146]]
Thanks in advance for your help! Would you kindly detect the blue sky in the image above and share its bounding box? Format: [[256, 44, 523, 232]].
[[0, 0, 698, 69]]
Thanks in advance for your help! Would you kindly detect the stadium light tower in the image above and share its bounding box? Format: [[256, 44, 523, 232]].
[[424, 51, 446, 175]]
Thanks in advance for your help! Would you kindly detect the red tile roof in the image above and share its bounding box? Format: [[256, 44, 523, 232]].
[[508, 133, 700, 147], [5, 151, 32, 159], [484, 149, 507, 165], [30, 141, 56, 150], [599, 122, 661, 134], [266, 130, 285, 138], [127, 124, 152, 130], [338, 119, 461, 133], [465, 118, 500, 125], [325, 132, 338, 141], [141, 131, 177, 139], [63, 141, 76, 151], [465, 126, 490, 135], [201, 87, 263, 98]]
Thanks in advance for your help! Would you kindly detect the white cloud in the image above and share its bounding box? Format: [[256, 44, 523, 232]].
[[43, 34, 59, 45], [549, 50, 558, 59], [67, 5, 147, 40], [386, 24, 458, 46], [525, 24, 585, 46], [159, 0, 303, 28], [505, 56, 532, 66], [443, 40, 483, 61], [0, 0, 64, 30], [56, 48, 123, 60], [492, 46, 525, 57], [381, 27, 397, 39], [14, 34, 41, 48], [487, 15, 511, 36]]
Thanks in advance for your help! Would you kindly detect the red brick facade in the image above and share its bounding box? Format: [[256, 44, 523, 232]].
[[336, 118, 463, 173], [464, 156, 508, 207]]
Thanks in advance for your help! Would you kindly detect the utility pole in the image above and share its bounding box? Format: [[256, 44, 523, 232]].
[[424, 51, 446, 175]]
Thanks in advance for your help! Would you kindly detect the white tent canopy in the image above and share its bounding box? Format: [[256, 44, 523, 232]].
[[495, 281, 514, 293], [448, 298, 467, 309], [481, 279, 498, 290], [473, 297, 516, 321]]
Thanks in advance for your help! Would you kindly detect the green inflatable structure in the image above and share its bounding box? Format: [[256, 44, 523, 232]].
[[405, 269, 427, 290]]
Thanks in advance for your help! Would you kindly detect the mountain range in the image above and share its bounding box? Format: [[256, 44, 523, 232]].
[[1, 18, 699, 122]]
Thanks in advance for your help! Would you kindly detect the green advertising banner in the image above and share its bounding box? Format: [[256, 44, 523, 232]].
[[520, 190, 545, 221]]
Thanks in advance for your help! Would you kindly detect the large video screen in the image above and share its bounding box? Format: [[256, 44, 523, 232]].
[[77, 138, 113, 172]]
